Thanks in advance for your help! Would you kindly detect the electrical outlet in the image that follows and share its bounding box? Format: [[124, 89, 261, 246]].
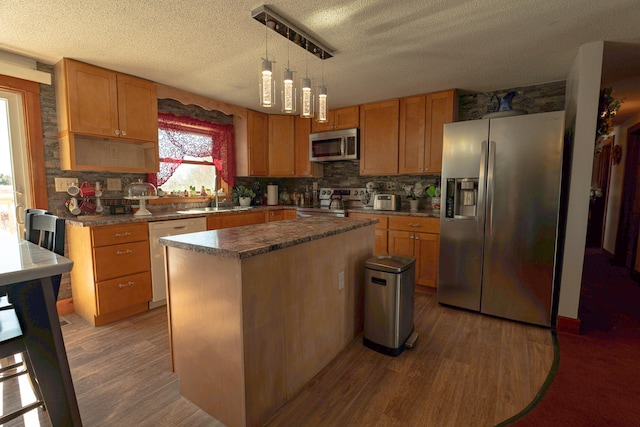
[[385, 182, 394, 191], [54, 177, 78, 192], [338, 271, 344, 290], [107, 178, 122, 191], [109, 144, 119, 159]]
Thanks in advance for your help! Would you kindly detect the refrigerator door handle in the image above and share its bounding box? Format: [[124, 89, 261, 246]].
[[478, 140, 488, 234], [486, 140, 496, 235]]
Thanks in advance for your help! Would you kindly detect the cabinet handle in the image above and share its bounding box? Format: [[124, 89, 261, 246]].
[[409, 223, 421, 227], [115, 231, 132, 237], [121, 130, 127, 136], [118, 281, 135, 288], [114, 129, 120, 136], [116, 249, 133, 255]]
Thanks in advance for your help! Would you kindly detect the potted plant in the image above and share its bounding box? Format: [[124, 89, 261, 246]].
[[232, 185, 256, 206], [403, 182, 425, 211]]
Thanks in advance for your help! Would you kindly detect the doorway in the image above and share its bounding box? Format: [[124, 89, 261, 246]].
[[0, 89, 32, 237], [613, 123, 640, 273]]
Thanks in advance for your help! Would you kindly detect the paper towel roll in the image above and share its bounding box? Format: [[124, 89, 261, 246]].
[[267, 184, 278, 205]]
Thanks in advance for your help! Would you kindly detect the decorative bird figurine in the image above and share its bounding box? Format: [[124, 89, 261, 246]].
[[491, 91, 519, 112]]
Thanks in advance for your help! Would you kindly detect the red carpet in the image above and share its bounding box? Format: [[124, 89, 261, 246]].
[[506, 249, 640, 426]]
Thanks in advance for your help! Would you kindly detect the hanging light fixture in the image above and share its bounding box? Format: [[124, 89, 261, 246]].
[[316, 52, 328, 123], [281, 28, 297, 114], [259, 17, 276, 108], [300, 43, 314, 118]]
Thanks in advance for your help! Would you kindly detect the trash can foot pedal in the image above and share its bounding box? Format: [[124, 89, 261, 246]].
[[405, 331, 419, 349]]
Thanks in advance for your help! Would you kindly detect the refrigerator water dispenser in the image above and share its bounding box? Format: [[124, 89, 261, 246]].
[[445, 178, 478, 219]]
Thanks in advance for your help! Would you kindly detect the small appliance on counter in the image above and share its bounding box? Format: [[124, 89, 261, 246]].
[[373, 194, 401, 211], [360, 181, 378, 208]]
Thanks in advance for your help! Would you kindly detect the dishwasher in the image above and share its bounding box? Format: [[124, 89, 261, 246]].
[[148, 217, 207, 308]]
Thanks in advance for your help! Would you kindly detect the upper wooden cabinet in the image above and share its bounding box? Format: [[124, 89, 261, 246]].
[[56, 58, 158, 141], [359, 99, 400, 175], [311, 105, 360, 133], [294, 116, 323, 178], [399, 89, 457, 174], [246, 110, 269, 176], [54, 58, 159, 172], [268, 115, 295, 176]]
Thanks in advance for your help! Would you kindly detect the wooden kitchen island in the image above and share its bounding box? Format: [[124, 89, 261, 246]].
[[159, 216, 376, 427]]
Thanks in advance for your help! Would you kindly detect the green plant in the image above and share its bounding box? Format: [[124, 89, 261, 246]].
[[232, 185, 256, 199], [596, 87, 622, 138]]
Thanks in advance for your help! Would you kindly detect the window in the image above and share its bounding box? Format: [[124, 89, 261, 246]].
[[148, 112, 235, 195]]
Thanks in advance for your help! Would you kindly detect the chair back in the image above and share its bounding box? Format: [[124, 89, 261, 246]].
[[26, 214, 65, 299], [24, 209, 50, 241]]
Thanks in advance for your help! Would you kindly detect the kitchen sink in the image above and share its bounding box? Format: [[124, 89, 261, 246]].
[[176, 206, 253, 214]]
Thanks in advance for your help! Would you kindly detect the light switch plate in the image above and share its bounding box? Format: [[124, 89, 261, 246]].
[[107, 178, 122, 191], [338, 271, 344, 290], [54, 177, 78, 192]]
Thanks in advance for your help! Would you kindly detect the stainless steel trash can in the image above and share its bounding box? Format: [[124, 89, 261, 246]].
[[363, 254, 416, 356]]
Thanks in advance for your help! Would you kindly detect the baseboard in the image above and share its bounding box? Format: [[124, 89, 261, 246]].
[[556, 315, 581, 334], [56, 298, 74, 315]]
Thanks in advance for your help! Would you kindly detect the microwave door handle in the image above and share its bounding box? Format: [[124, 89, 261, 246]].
[[341, 138, 346, 157]]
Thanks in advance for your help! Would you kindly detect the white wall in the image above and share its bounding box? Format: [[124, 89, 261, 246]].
[[558, 41, 604, 320], [603, 113, 640, 252]]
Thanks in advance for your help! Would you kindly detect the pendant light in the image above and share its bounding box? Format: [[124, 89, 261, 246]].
[[281, 28, 297, 114], [300, 42, 314, 118], [316, 51, 328, 123], [259, 17, 276, 108]]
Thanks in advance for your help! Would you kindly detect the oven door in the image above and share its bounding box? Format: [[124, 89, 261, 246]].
[[296, 207, 346, 218]]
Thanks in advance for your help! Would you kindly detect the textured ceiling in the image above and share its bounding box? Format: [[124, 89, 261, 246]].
[[1, 0, 640, 122]]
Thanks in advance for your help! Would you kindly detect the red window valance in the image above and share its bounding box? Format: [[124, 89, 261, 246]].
[[148, 112, 236, 187]]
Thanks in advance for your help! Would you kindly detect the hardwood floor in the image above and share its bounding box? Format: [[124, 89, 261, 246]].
[[2, 293, 553, 426]]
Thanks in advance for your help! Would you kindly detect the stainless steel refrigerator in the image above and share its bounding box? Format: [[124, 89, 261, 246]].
[[437, 111, 565, 326]]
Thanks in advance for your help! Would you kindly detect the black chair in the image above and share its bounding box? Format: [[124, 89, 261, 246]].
[[23, 208, 50, 241], [26, 213, 65, 300], [0, 213, 66, 422], [0, 308, 45, 424]]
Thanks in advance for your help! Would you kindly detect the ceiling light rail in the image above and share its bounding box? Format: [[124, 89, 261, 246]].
[[251, 5, 334, 60]]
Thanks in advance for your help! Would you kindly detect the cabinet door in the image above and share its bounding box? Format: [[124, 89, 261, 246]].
[[414, 232, 439, 288], [334, 106, 359, 129], [424, 89, 457, 174], [247, 110, 269, 176], [294, 116, 322, 177], [65, 59, 119, 137], [398, 95, 426, 174], [311, 111, 334, 133], [387, 230, 415, 258], [269, 115, 295, 176], [360, 99, 399, 175], [117, 74, 158, 142]]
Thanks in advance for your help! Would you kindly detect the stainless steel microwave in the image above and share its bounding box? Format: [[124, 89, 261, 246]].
[[309, 128, 359, 162]]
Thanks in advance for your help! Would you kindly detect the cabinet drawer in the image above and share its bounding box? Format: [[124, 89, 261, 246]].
[[267, 210, 284, 222], [96, 271, 152, 315], [92, 222, 148, 247], [388, 216, 440, 233], [94, 240, 151, 281]]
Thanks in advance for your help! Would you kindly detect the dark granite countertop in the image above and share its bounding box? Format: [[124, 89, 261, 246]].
[[159, 216, 377, 259]]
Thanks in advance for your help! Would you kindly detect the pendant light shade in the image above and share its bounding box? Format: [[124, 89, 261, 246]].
[[300, 77, 314, 118], [260, 59, 276, 107], [316, 84, 328, 123]]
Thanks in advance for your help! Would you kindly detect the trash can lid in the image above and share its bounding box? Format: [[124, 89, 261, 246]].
[[365, 254, 416, 273]]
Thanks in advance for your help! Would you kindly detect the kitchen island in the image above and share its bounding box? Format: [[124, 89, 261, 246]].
[[159, 216, 376, 427]]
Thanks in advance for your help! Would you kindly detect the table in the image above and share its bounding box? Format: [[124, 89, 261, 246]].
[[0, 234, 81, 426]]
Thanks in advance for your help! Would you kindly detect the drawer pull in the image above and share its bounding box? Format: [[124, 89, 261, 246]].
[[118, 281, 135, 288], [114, 232, 132, 237], [409, 223, 421, 227], [116, 249, 134, 255]]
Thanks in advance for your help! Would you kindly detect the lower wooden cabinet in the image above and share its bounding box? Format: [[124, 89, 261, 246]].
[[350, 213, 440, 290], [207, 210, 266, 230], [68, 222, 152, 326]]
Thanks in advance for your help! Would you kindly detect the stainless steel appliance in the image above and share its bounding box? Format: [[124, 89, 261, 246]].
[[438, 111, 565, 327], [296, 187, 365, 217], [148, 217, 207, 308], [373, 194, 401, 211], [310, 128, 359, 162]]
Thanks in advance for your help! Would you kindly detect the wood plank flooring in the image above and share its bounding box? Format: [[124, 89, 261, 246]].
[[1, 293, 553, 426]]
